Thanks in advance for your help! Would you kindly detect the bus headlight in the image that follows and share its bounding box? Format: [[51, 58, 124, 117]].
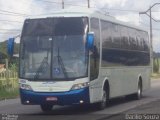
[[71, 82, 89, 90], [20, 84, 32, 91]]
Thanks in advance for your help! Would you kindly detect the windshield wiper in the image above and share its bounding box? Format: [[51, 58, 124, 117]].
[[57, 47, 68, 78], [34, 57, 48, 79]]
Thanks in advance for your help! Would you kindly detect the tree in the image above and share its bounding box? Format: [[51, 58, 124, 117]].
[[153, 58, 159, 73]]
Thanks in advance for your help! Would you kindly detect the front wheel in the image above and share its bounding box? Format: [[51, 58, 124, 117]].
[[96, 89, 109, 110], [40, 104, 53, 112]]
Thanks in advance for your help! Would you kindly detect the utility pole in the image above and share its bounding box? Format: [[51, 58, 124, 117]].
[[62, 0, 64, 9], [88, 0, 90, 8], [139, 3, 160, 73]]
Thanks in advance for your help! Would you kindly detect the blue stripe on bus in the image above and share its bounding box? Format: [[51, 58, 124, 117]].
[[20, 87, 90, 105]]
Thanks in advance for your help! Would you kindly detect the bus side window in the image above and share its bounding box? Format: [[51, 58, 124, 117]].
[[101, 20, 112, 48], [128, 28, 137, 50], [112, 24, 121, 48], [120, 26, 129, 49], [142, 32, 149, 51]]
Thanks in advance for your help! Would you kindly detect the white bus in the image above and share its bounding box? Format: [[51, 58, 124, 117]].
[[18, 8, 151, 111]]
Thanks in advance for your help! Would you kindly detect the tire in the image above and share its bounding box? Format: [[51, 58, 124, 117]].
[[96, 89, 109, 110], [40, 104, 53, 112], [134, 81, 142, 100]]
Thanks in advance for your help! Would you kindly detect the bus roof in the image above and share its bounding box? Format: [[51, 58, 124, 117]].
[[27, 8, 147, 32]]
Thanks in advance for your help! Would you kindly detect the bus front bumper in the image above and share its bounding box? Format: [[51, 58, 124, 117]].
[[20, 87, 90, 105]]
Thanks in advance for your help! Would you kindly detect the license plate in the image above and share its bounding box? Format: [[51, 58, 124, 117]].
[[46, 97, 58, 101]]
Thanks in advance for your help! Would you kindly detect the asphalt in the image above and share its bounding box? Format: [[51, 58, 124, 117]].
[[1, 100, 160, 120], [1, 79, 160, 120], [102, 99, 160, 120]]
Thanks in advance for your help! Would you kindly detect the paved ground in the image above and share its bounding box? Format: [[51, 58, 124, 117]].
[[101, 99, 160, 120], [0, 79, 160, 120]]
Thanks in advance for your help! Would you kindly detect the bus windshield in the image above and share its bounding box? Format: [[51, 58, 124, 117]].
[[20, 17, 89, 80]]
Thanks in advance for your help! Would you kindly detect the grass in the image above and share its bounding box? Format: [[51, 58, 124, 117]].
[[0, 77, 19, 100], [151, 73, 160, 79], [0, 88, 19, 100]]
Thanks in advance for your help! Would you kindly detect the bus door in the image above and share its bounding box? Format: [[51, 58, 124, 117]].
[[89, 18, 101, 103]]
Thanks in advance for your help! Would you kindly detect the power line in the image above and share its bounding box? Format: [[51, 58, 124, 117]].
[[0, 9, 29, 16], [35, 0, 87, 8], [0, 32, 19, 34], [36, 0, 87, 6], [35, 0, 61, 4], [0, 1, 87, 17], [0, 29, 21, 31], [140, 22, 160, 31], [0, 1, 146, 17], [1, 0, 160, 18], [0, 19, 23, 23], [0, 12, 26, 17], [101, 8, 140, 13]]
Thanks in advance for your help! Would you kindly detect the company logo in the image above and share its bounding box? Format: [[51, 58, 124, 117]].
[[42, 82, 56, 84], [40, 82, 57, 87]]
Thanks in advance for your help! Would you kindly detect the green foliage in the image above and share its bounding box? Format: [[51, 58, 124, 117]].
[[0, 88, 19, 100], [9, 63, 18, 72], [0, 40, 19, 59], [0, 78, 19, 100], [0, 41, 7, 59], [153, 58, 159, 73]]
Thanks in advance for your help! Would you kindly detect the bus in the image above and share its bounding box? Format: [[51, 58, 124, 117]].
[[18, 8, 151, 111]]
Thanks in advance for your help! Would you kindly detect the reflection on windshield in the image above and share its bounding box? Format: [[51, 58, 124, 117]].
[[52, 36, 88, 79], [20, 36, 52, 79], [20, 35, 88, 80], [20, 17, 89, 80], [34, 57, 49, 79]]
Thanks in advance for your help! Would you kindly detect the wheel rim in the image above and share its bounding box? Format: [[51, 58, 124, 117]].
[[138, 84, 142, 98]]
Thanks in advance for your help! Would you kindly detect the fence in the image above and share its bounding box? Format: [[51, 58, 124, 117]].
[[0, 70, 18, 90]]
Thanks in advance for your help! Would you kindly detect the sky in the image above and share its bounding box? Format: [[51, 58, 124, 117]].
[[0, 0, 160, 52]]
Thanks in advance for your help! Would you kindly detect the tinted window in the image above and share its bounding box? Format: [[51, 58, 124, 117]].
[[128, 28, 137, 50], [20, 17, 89, 80], [101, 20, 150, 67], [120, 26, 129, 49], [23, 18, 53, 36], [112, 24, 121, 48], [101, 20, 112, 48], [142, 31, 150, 51], [54, 17, 88, 36]]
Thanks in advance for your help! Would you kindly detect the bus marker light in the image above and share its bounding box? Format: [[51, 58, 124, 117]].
[[80, 100, 84, 104]]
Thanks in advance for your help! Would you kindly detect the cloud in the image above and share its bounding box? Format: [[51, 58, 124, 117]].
[[115, 13, 140, 25], [94, 0, 127, 8], [0, 0, 160, 52]]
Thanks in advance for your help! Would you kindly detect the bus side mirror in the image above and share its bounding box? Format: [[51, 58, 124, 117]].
[[87, 32, 94, 50], [7, 38, 15, 57]]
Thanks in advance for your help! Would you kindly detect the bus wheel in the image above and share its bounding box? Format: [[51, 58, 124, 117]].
[[40, 104, 53, 112], [96, 89, 108, 110], [135, 81, 142, 100], [130, 81, 142, 100]]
